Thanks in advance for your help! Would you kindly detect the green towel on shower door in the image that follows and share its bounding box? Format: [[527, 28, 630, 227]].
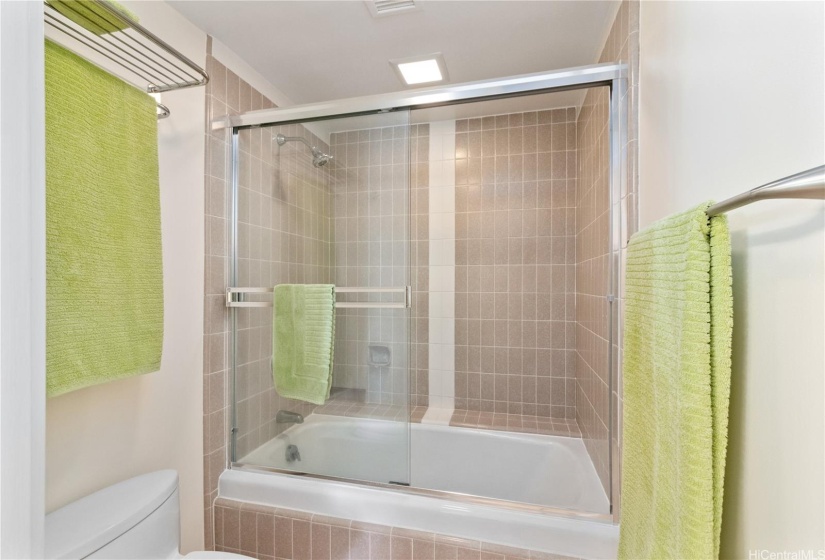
[[618, 202, 733, 560], [272, 284, 336, 405], [45, 41, 163, 397]]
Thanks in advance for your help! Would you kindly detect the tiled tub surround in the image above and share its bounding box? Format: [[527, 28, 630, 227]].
[[203, 52, 279, 546], [214, 468, 618, 559], [453, 110, 578, 420], [213, 498, 579, 560], [234, 122, 335, 461], [573, 0, 640, 513], [327, 124, 417, 407], [573, 88, 610, 497], [204, 52, 336, 545], [426, 121, 457, 419]]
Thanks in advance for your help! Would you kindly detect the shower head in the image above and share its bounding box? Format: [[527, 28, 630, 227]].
[[275, 133, 333, 168], [312, 151, 332, 168]]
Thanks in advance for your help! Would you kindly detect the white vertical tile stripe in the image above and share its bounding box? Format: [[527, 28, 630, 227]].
[[423, 120, 456, 424]]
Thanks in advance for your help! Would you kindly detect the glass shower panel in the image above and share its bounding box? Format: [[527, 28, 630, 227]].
[[231, 110, 411, 486]]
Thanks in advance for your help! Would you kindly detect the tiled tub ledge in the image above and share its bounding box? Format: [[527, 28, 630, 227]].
[[449, 410, 581, 438], [216, 470, 618, 560]]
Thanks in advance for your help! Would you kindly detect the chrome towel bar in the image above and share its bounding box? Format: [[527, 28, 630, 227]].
[[706, 165, 824, 216], [226, 286, 411, 310]]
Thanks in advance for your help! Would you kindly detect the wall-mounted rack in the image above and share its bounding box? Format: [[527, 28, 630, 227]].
[[226, 287, 412, 310], [43, 0, 208, 119]]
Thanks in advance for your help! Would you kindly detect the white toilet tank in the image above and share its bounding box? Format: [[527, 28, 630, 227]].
[[46, 470, 181, 559]]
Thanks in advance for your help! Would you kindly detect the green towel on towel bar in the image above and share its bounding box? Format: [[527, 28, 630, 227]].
[[618, 202, 733, 560], [272, 284, 336, 405], [46, 41, 163, 397]]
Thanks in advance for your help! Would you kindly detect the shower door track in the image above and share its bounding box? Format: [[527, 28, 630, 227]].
[[220, 61, 627, 520]]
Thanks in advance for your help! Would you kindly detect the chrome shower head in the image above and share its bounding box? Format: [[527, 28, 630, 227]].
[[275, 133, 333, 168], [312, 152, 332, 168]]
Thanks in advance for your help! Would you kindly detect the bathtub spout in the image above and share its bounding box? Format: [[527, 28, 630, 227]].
[[276, 410, 304, 424]]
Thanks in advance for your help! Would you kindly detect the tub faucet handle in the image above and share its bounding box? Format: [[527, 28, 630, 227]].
[[286, 444, 301, 463]]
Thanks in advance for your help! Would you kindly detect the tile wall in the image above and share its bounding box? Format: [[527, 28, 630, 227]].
[[213, 498, 576, 560], [327, 124, 415, 407], [574, 86, 611, 494], [233, 120, 334, 461], [203, 48, 334, 547], [573, 0, 640, 516], [427, 121, 457, 418], [453, 109, 578, 419], [203, 50, 248, 549]]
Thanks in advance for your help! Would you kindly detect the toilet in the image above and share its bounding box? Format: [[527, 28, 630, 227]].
[[45, 470, 253, 559]]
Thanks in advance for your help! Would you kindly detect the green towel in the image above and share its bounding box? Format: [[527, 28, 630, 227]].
[[46, 41, 163, 397], [618, 202, 733, 560], [47, 0, 137, 35], [272, 284, 335, 405]]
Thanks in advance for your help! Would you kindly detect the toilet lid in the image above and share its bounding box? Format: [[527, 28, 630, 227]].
[[184, 552, 256, 559]]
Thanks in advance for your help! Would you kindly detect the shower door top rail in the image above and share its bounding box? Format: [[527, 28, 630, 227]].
[[212, 62, 624, 130], [226, 286, 411, 309]]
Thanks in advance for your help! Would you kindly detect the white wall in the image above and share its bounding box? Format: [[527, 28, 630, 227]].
[[1, 2, 47, 557], [639, 2, 824, 557], [44, 2, 207, 553]]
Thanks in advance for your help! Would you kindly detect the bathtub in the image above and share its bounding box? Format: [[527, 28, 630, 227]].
[[225, 414, 618, 559]]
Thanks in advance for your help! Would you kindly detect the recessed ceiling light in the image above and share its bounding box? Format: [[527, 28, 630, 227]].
[[390, 53, 449, 87]]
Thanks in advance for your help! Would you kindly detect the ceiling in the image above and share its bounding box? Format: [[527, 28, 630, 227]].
[[170, 0, 620, 107]]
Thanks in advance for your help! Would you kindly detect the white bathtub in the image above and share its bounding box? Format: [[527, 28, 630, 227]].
[[241, 414, 608, 513], [227, 414, 618, 559]]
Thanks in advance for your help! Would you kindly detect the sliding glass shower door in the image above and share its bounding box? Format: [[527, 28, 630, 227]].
[[229, 110, 412, 486]]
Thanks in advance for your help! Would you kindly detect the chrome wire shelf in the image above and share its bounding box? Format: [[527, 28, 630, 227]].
[[44, 0, 208, 119]]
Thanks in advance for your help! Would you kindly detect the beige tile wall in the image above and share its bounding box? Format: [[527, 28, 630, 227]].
[[410, 125, 430, 407], [573, 0, 640, 516], [213, 498, 576, 560], [574, 86, 611, 494], [453, 110, 578, 419], [203, 50, 335, 547], [327, 124, 427, 407], [233, 121, 334, 461], [203, 50, 238, 550]]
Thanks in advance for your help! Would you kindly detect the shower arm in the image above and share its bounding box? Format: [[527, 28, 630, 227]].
[[276, 134, 322, 156]]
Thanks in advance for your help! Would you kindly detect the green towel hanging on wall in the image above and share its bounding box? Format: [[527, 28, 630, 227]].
[[45, 40, 164, 397], [618, 202, 733, 560]]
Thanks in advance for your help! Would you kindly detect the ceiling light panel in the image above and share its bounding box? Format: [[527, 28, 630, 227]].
[[390, 53, 449, 87], [397, 59, 442, 85]]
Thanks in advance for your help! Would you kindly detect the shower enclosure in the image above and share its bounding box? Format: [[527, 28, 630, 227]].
[[223, 64, 625, 518]]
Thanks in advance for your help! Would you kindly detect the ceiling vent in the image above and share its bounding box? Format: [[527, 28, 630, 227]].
[[365, 0, 420, 18]]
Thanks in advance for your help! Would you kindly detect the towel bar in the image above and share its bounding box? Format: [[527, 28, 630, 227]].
[[706, 164, 824, 216], [225, 286, 411, 310]]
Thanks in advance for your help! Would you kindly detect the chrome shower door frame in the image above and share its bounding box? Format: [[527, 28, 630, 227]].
[[221, 61, 627, 521]]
